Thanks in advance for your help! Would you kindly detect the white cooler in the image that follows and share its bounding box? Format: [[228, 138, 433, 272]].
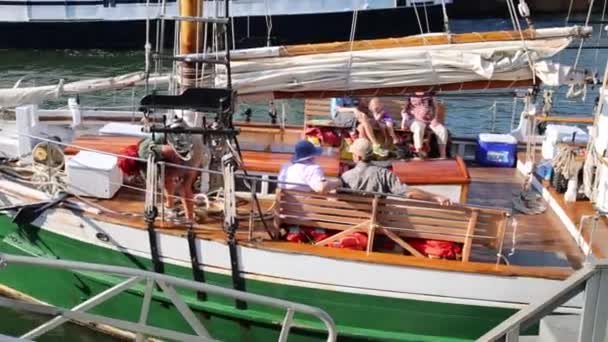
[[67, 151, 123, 199], [541, 124, 589, 160]]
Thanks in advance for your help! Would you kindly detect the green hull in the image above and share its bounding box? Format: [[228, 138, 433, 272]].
[[0, 214, 515, 341]]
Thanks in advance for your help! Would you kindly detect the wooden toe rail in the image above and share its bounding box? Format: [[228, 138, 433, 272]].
[[274, 189, 508, 262]]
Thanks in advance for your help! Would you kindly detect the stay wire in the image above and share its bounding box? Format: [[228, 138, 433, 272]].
[[565, 0, 575, 26], [412, 3, 426, 38], [422, 2, 431, 33], [506, 0, 518, 31]]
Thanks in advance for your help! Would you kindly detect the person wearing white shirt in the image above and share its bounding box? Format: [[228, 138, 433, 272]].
[[278, 140, 341, 193]]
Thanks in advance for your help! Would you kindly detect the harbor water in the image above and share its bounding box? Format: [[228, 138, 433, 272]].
[[0, 14, 605, 340], [0, 300, 119, 341]]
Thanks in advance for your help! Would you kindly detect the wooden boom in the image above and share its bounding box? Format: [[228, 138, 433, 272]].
[[272, 79, 537, 99], [273, 26, 591, 57]]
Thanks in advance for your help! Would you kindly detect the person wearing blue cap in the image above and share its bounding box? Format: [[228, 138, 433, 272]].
[[278, 140, 341, 193]]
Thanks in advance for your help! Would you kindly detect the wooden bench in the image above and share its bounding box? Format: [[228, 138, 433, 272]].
[[274, 189, 508, 262]]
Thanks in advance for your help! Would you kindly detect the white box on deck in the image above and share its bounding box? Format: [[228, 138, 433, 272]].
[[541, 125, 589, 160], [67, 151, 123, 199]]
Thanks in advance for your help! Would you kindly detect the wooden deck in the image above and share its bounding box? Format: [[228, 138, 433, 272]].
[[72, 163, 587, 279], [467, 167, 585, 268]]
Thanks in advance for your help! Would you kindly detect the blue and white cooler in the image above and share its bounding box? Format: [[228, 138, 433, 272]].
[[475, 133, 518, 167]]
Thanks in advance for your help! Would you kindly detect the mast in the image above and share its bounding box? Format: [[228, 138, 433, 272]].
[[179, 0, 202, 90]]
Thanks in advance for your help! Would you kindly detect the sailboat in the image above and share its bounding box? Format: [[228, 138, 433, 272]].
[[0, 0, 604, 341]]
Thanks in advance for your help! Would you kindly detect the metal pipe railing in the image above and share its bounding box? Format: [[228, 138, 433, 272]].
[[0, 253, 338, 342], [478, 259, 608, 341]]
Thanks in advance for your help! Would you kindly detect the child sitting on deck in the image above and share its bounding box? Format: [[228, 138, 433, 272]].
[[330, 96, 389, 157], [366, 97, 399, 146]]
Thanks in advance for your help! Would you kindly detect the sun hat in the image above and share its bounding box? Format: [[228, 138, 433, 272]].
[[292, 140, 322, 163], [348, 138, 373, 158]]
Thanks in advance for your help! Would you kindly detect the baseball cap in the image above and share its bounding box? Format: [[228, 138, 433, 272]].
[[349, 138, 372, 157]]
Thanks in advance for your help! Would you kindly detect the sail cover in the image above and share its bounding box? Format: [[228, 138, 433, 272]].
[[0, 27, 589, 107], [218, 35, 580, 96], [0, 73, 169, 109]]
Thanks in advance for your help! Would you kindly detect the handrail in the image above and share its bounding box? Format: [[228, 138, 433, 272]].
[[478, 259, 608, 341], [0, 253, 338, 342]]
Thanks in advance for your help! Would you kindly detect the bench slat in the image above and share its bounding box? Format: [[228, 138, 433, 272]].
[[379, 198, 471, 214], [281, 197, 373, 211], [376, 207, 469, 223], [380, 226, 467, 244], [377, 212, 470, 230], [279, 212, 365, 225], [281, 217, 354, 231], [285, 191, 375, 205], [281, 203, 372, 219]]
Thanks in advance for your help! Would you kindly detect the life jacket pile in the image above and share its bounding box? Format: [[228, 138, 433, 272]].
[[304, 127, 344, 147], [406, 238, 462, 259], [285, 227, 462, 258], [117, 144, 140, 176], [285, 227, 368, 250]]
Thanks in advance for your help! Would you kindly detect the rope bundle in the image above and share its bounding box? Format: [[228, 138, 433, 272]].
[[552, 144, 584, 180]]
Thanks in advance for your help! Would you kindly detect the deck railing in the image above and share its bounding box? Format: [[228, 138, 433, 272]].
[[2, 130, 514, 252], [0, 253, 337, 342], [477, 259, 608, 341]]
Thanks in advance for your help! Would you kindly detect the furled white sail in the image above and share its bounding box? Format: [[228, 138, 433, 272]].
[[0, 27, 589, 107], [217, 36, 581, 95], [0, 73, 169, 109]]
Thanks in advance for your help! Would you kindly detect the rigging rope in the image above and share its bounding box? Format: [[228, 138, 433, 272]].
[[573, 0, 596, 70], [593, 0, 608, 68], [344, 9, 359, 91], [553, 144, 584, 180], [144, 153, 157, 215], [508, 218, 518, 257], [412, 3, 426, 38], [422, 2, 431, 33], [565, 0, 575, 26], [144, 0, 151, 93], [264, 0, 273, 47], [506, 0, 519, 31], [440, 0, 451, 35], [507, 0, 536, 84]]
